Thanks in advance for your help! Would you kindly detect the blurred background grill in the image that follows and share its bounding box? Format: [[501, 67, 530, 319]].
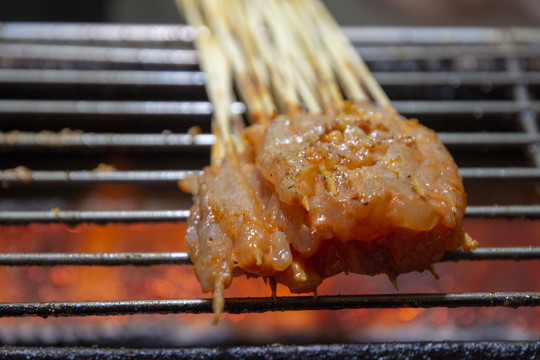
[[0, 1, 540, 358]]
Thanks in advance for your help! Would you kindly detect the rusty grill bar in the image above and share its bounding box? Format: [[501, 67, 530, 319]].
[[0, 22, 539, 343]]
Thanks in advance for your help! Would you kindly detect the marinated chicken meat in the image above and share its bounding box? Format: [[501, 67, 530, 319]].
[[183, 103, 477, 319]]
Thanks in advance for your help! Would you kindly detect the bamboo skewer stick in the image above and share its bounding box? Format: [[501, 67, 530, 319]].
[[226, 1, 276, 122], [179, 0, 396, 156], [307, 0, 394, 110], [295, 0, 369, 104], [260, 0, 322, 113], [243, 1, 301, 115], [200, 0, 275, 123], [231, 1, 274, 120], [177, 0, 235, 164], [279, 0, 344, 114]]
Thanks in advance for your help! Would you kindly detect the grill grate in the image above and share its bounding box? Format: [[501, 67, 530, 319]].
[[0, 23, 539, 338]]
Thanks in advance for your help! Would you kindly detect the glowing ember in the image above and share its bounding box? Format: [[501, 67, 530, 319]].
[[0, 218, 538, 343]]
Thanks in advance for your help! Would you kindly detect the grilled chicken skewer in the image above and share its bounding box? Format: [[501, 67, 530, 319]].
[[178, 0, 477, 322]]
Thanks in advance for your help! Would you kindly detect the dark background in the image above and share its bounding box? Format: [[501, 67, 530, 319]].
[[1, 0, 539, 26]]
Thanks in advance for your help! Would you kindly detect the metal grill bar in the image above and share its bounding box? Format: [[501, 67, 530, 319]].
[[458, 167, 540, 179], [3, 69, 540, 86], [0, 292, 538, 318], [375, 71, 540, 86], [0, 100, 533, 115], [0, 247, 536, 267], [358, 44, 540, 61], [2, 342, 540, 360], [0, 210, 190, 224], [0, 23, 196, 42], [0, 69, 206, 86], [1, 131, 538, 149], [0, 132, 215, 149], [465, 206, 540, 218], [0, 24, 509, 43], [1, 167, 537, 184], [441, 247, 540, 261], [506, 54, 540, 167], [0, 44, 198, 65], [1, 206, 539, 225], [4, 24, 539, 45], [4, 42, 539, 64], [4, 43, 540, 66], [0, 100, 245, 115], [437, 133, 540, 146], [0, 169, 201, 183], [0, 252, 191, 266], [342, 26, 540, 44], [393, 101, 540, 115]]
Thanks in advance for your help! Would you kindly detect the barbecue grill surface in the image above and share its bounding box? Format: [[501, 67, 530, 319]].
[[0, 23, 539, 357]]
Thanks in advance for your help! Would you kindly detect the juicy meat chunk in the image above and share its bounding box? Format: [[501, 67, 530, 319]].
[[184, 156, 295, 320], [183, 104, 477, 318], [249, 104, 466, 240]]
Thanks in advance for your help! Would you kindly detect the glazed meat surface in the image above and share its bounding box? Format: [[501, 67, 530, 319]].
[[250, 103, 466, 244], [183, 104, 477, 318]]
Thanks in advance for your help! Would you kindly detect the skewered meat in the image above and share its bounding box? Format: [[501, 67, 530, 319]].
[[177, 0, 477, 321], [183, 103, 477, 319]]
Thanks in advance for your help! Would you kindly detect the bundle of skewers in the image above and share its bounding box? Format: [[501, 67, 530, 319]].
[[176, 0, 477, 322]]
